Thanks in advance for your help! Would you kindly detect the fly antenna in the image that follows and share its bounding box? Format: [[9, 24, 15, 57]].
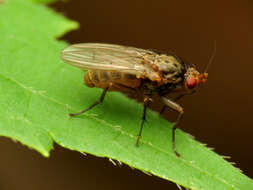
[[204, 40, 216, 73]]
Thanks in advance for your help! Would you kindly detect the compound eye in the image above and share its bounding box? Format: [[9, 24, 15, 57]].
[[186, 77, 198, 89]]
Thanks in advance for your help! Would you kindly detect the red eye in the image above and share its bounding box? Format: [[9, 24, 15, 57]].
[[186, 77, 198, 89]]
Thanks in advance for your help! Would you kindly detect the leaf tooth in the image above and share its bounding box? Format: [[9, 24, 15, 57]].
[[142, 170, 152, 176], [107, 158, 122, 167], [230, 161, 236, 165], [185, 132, 195, 139], [207, 147, 215, 151], [108, 158, 117, 166], [176, 183, 183, 190], [80, 152, 87, 156], [235, 167, 243, 173], [116, 160, 122, 166], [202, 143, 215, 151], [200, 143, 208, 147], [176, 183, 192, 190], [221, 155, 231, 159], [228, 161, 243, 173]]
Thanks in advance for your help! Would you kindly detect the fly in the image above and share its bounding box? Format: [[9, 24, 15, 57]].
[[61, 43, 214, 157]]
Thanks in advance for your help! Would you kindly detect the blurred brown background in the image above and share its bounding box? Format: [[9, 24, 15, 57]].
[[0, 0, 252, 189]]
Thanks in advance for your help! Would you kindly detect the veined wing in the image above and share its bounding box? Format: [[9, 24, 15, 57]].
[[61, 43, 157, 78]]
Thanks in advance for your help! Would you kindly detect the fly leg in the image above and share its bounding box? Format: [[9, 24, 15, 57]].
[[69, 82, 136, 117], [159, 105, 166, 115], [159, 93, 187, 115], [161, 97, 184, 157], [159, 95, 184, 115], [160, 90, 196, 116], [136, 94, 152, 147], [69, 86, 109, 117]]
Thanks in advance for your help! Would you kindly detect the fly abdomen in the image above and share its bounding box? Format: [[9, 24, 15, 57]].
[[84, 70, 106, 88], [111, 71, 121, 80], [84, 70, 141, 90], [84, 70, 124, 88], [84, 71, 95, 87]]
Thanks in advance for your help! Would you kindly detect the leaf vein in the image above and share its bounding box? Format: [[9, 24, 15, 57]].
[[24, 92, 32, 118]]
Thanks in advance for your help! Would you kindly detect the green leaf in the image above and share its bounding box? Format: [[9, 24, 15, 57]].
[[0, 0, 252, 189]]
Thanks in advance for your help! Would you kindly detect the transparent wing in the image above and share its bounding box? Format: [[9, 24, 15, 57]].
[[61, 43, 156, 77]]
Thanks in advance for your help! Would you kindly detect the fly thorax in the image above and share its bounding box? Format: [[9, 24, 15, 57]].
[[154, 54, 184, 83]]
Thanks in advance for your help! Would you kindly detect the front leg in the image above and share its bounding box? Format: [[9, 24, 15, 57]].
[[159, 90, 195, 115], [161, 97, 184, 157]]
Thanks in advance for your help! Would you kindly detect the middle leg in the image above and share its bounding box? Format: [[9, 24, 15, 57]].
[[136, 94, 152, 146]]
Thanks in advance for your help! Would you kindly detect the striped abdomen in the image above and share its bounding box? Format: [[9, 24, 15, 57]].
[[84, 70, 141, 91]]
